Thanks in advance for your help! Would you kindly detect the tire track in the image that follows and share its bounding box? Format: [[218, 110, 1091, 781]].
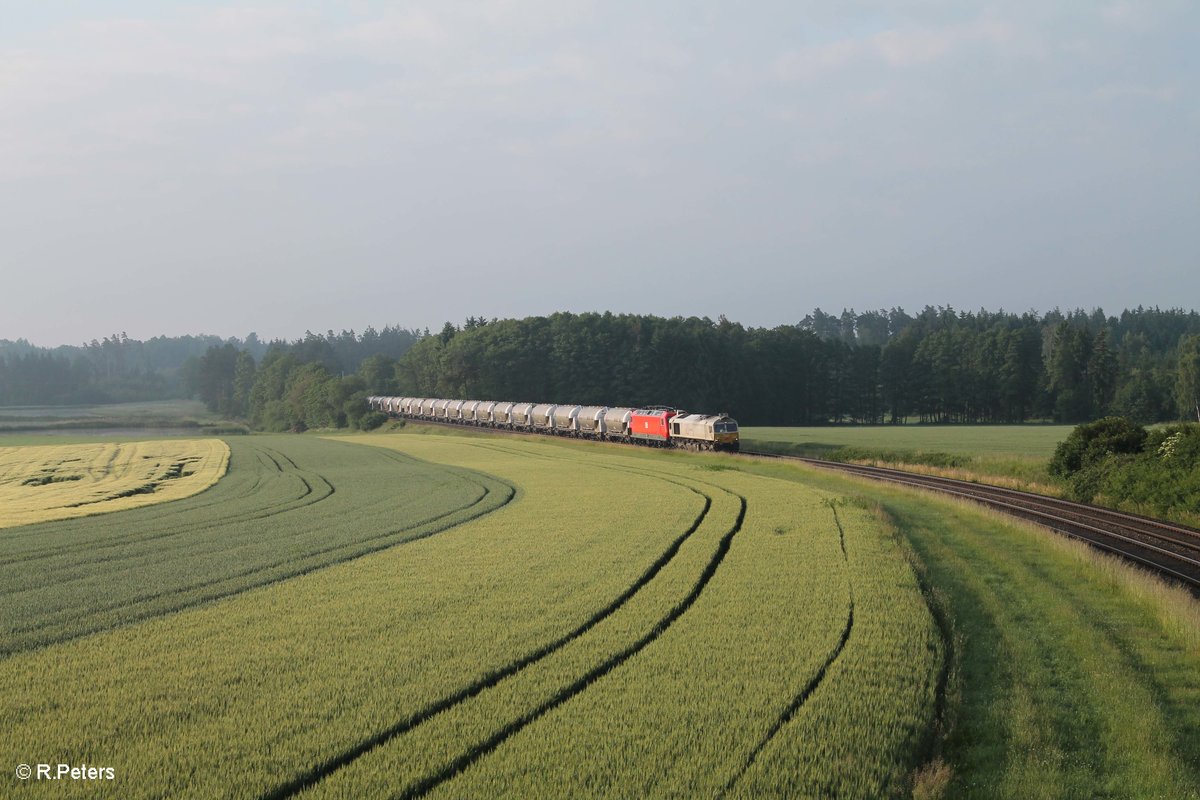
[[0, 450, 331, 576], [391, 495, 748, 800], [721, 504, 855, 796], [260, 445, 724, 800], [1, 441, 462, 575], [1, 443, 519, 655], [0, 477, 514, 655], [889, 509, 957, 788], [0, 444, 328, 563]]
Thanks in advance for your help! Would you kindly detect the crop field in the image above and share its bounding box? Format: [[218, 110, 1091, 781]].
[[0, 439, 229, 528], [0, 400, 227, 439], [743, 424, 1075, 495], [0, 436, 512, 654], [743, 424, 1073, 459], [0, 432, 944, 798], [0, 400, 210, 422], [1, 429, 1196, 798], [737, 456, 1200, 799]]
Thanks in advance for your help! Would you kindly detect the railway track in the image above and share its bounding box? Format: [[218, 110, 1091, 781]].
[[745, 451, 1200, 594], [385, 418, 1200, 593]]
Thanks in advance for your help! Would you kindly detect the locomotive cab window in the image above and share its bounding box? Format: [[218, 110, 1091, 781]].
[[672, 423, 680, 434]]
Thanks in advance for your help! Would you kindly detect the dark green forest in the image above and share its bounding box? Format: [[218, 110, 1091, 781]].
[[171, 306, 1200, 432], [5, 307, 1200, 431]]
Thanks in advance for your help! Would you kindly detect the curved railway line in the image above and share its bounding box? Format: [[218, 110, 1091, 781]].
[[386, 418, 1200, 594], [745, 451, 1200, 595]]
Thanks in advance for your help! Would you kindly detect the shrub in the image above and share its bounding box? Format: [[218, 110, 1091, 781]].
[[1048, 417, 1147, 477], [358, 411, 388, 431]]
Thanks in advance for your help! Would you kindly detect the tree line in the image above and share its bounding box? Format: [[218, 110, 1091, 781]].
[[390, 308, 1200, 426], [0, 326, 418, 408], [8, 307, 1200, 430], [178, 329, 420, 432]]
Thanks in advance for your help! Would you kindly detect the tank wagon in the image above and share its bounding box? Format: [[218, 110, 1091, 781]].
[[368, 396, 739, 452]]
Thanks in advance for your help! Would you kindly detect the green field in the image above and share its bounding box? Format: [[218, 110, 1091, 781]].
[[0, 400, 211, 422], [0, 400, 243, 441], [743, 424, 1075, 496], [0, 436, 511, 654], [743, 425, 1074, 459], [1, 428, 1196, 798]]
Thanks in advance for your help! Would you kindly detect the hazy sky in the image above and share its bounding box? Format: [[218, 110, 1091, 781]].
[[2, 1, 1197, 346]]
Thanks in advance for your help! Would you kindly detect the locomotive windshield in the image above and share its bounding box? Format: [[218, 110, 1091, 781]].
[[714, 422, 738, 433]]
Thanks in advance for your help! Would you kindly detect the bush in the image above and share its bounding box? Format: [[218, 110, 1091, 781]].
[[358, 411, 388, 431], [1049, 417, 1147, 477], [1145, 424, 1200, 468], [1067, 423, 1200, 517]]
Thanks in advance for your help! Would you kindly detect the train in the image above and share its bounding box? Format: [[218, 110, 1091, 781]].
[[367, 396, 741, 452]]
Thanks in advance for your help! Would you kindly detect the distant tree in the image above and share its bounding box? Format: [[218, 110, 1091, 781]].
[[855, 310, 891, 348], [232, 351, 257, 417], [186, 344, 240, 415], [1177, 334, 1200, 422], [358, 354, 399, 395], [1046, 322, 1093, 422], [1088, 328, 1118, 416]]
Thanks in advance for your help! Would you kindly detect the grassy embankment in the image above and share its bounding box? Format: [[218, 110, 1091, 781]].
[[734, 452, 1200, 799]]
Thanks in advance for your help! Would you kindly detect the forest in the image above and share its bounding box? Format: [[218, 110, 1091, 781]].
[[180, 306, 1200, 431], [0, 327, 418, 408], [4, 307, 1200, 430]]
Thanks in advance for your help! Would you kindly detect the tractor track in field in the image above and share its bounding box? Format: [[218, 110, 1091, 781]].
[[0, 449, 516, 656], [721, 505, 856, 795], [381, 420, 1200, 593], [394, 494, 748, 800], [0, 443, 330, 561], [260, 456, 725, 800], [743, 452, 1200, 595], [0, 443, 462, 573]]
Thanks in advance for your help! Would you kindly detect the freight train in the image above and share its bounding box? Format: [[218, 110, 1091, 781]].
[[367, 396, 740, 452]]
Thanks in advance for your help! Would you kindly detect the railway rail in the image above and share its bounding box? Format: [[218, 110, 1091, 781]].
[[745, 451, 1200, 594], [386, 417, 1200, 593]]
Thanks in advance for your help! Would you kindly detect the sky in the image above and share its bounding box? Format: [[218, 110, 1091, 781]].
[[1, 1, 1197, 347]]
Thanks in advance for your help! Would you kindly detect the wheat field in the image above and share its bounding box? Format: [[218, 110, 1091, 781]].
[[0, 439, 229, 528]]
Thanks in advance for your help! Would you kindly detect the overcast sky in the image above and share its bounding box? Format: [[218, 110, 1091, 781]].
[[2, 1, 1197, 346]]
